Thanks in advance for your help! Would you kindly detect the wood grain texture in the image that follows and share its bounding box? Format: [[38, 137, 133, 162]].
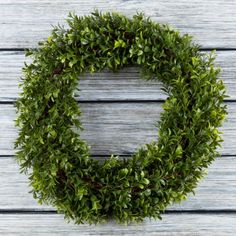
[[0, 213, 235, 235], [0, 156, 235, 211], [0, 103, 234, 156], [1, 0, 236, 48], [0, 50, 235, 102], [1, 0, 236, 233]]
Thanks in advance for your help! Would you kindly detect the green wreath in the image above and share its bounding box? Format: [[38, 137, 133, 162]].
[[15, 11, 227, 224]]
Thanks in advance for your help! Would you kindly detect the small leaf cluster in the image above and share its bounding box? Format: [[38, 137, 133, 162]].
[[15, 11, 227, 224]]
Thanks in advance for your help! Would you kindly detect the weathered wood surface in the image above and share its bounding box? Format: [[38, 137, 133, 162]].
[[1, 0, 236, 234], [0, 50, 236, 102], [1, 0, 236, 48], [0, 213, 235, 236], [0, 156, 235, 211], [0, 103, 235, 156]]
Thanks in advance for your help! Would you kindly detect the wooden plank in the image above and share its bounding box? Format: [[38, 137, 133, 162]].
[[0, 155, 235, 211], [0, 102, 234, 156], [0, 50, 235, 102], [0, 213, 235, 235], [0, 0, 236, 49], [0, 103, 234, 156]]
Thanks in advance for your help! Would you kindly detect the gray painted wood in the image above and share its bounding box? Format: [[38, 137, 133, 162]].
[[0, 103, 234, 156], [1, 0, 236, 233], [0, 213, 235, 235], [1, 0, 236, 48], [0, 50, 235, 102], [0, 156, 235, 211]]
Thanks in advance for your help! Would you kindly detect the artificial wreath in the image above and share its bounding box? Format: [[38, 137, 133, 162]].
[[15, 11, 227, 224]]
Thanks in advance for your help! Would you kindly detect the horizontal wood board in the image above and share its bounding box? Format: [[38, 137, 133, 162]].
[[0, 213, 235, 235], [0, 156, 235, 211], [0, 0, 236, 48], [0, 51, 236, 102], [0, 103, 235, 156]]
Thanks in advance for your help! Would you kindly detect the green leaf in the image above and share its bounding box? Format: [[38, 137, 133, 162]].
[[175, 144, 183, 156], [142, 178, 150, 185], [114, 39, 126, 49], [81, 38, 89, 45]]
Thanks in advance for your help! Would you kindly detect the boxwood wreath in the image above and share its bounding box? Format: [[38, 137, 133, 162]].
[[15, 11, 227, 224]]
